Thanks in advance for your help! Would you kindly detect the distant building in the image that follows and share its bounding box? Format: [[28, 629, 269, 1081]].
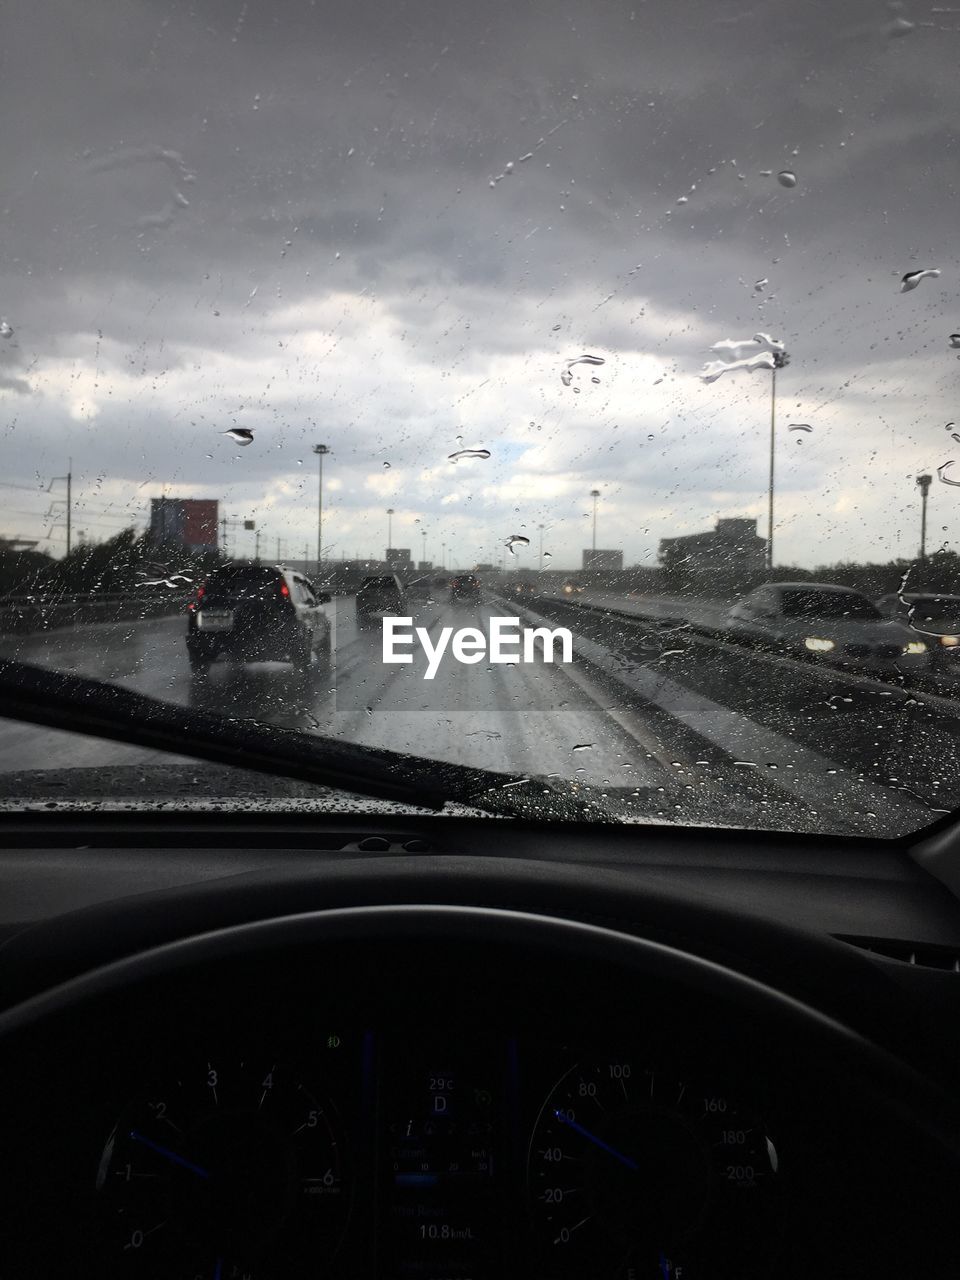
[[386, 547, 412, 571], [659, 517, 766, 588], [150, 498, 219, 552], [582, 548, 623, 572]]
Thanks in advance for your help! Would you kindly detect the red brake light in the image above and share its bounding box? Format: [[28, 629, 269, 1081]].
[[197, 584, 206, 600], [280, 581, 290, 597]]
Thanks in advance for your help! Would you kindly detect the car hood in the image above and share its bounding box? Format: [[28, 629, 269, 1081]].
[[907, 618, 960, 635], [0, 762, 933, 836]]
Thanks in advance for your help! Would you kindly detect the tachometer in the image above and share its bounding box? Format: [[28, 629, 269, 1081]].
[[95, 1056, 351, 1279], [527, 1057, 779, 1278]]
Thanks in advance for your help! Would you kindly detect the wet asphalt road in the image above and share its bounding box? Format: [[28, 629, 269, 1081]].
[[2, 592, 958, 836], [0, 599, 670, 788]]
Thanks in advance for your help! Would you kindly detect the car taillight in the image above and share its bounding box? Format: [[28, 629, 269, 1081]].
[[197, 584, 206, 600], [280, 581, 290, 597]]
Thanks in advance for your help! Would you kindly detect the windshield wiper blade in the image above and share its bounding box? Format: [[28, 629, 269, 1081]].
[[0, 659, 530, 814]]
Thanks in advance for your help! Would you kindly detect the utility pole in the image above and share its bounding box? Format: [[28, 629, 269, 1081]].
[[590, 489, 600, 561], [421, 527, 427, 568], [46, 460, 73, 558], [767, 350, 790, 572], [441, 541, 446, 570], [918, 474, 932, 562], [386, 507, 394, 558], [254, 528, 261, 562], [538, 523, 544, 570], [313, 443, 331, 575]]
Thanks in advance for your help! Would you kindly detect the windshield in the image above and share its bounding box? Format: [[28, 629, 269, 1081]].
[[910, 598, 960, 623], [1, 0, 959, 837], [203, 566, 282, 596], [779, 591, 880, 621]]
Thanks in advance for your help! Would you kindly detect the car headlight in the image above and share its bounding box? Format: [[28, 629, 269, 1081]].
[[804, 637, 835, 652], [939, 634, 960, 647], [903, 640, 927, 655]]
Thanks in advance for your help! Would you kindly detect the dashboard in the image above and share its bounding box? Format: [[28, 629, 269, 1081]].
[[2, 888, 959, 1280]]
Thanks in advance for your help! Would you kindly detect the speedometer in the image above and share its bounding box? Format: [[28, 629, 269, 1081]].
[[527, 1057, 779, 1279], [95, 1056, 351, 1279]]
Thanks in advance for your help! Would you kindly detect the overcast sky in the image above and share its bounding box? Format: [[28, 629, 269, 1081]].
[[1, 0, 958, 570]]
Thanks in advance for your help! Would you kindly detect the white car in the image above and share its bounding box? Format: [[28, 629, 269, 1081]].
[[726, 582, 929, 677]]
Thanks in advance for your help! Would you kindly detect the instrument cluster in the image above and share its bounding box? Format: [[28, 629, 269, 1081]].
[[91, 1028, 783, 1280]]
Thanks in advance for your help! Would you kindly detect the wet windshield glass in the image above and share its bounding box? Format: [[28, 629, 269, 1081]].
[[1, 0, 959, 836], [779, 592, 880, 621], [911, 598, 960, 622]]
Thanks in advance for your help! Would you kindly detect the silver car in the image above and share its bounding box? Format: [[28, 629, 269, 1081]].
[[726, 582, 929, 677]]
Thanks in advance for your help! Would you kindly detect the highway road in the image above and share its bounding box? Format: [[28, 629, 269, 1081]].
[[0, 600, 668, 789], [0, 593, 956, 835]]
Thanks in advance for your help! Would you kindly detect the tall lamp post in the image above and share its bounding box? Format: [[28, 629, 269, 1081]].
[[590, 489, 601, 566], [917, 473, 932, 562], [421, 526, 427, 568], [386, 507, 394, 560], [538, 523, 545, 571], [767, 350, 790, 572], [313, 443, 331, 576]]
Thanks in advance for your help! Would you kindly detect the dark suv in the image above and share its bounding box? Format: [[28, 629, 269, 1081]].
[[356, 574, 407, 630], [450, 573, 481, 603], [186, 564, 331, 676]]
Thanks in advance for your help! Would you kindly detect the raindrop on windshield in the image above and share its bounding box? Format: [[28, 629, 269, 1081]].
[[900, 268, 941, 292], [949, 334, 960, 349], [505, 534, 530, 554], [937, 461, 960, 487], [789, 423, 813, 432], [571, 743, 594, 752], [383, 461, 391, 468], [0, 320, 13, 338], [946, 423, 960, 444], [448, 449, 491, 462], [561, 353, 605, 387], [700, 351, 776, 382], [776, 170, 797, 188], [543, 551, 552, 559], [886, 15, 915, 36], [222, 428, 254, 445]]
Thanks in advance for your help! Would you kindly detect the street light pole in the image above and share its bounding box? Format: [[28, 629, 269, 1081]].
[[386, 507, 394, 558], [421, 527, 427, 568], [917, 474, 932, 562], [538, 523, 544, 570], [590, 489, 600, 563], [767, 350, 790, 572], [313, 443, 331, 576], [66, 459, 72, 558]]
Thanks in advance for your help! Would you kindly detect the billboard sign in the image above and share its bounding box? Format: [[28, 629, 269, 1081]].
[[150, 498, 219, 552]]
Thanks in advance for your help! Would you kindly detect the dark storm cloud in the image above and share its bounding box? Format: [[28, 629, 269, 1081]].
[[1, 0, 958, 562]]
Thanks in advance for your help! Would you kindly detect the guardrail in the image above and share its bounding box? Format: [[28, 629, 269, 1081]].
[[0, 590, 189, 635]]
